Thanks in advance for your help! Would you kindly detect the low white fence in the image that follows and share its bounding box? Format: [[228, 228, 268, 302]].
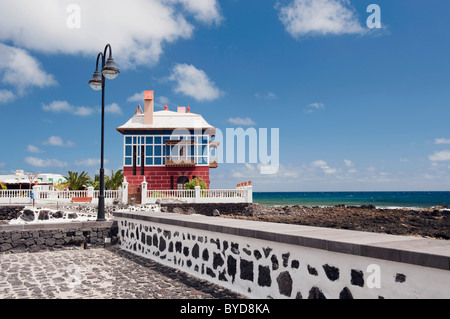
[[39, 190, 88, 200], [143, 184, 252, 204], [0, 190, 32, 204], [1, 182, 252, 205], [147, 190, 196, 201], [0, 187, 123, 205], [93, 190, 122, 200]]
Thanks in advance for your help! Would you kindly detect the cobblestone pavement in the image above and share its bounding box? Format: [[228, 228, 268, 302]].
[[0, 247, 245, 299]]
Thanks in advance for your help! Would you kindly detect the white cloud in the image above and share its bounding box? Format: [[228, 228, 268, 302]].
[[255, 91, 278, 100], [24, 157, 68, 168], [0, 43, 57, 94], [304, 102, 325, 113], [105, 103, 123, 115], [42, 100, 72, 113], [429, 150, 450, 162], [172, 0, 223, 25], [0, 0, 224, 69], [43, 136, 75, 147], [74, 106, 96, 117], [344, 159, 353, 167], [75, 158, 109, 167], [42, 100, 94, 117], [169, 64, 222, 102], [311, 160, 327, 167], [231, 163, 300, 180], [227, 117, 256, 126], [42, 100, 122, 116], [127, 91, 145, 103], [434, 138, 450, 145], [0, 90, 15, 104], [27, 145, 44, 153], [277, 0, 365, 38], [311, 160, 337, 174]]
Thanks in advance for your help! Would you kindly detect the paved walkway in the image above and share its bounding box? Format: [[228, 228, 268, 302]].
[[0, 247, 244, 299]]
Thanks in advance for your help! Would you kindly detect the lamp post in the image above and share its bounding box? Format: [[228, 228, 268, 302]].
[[89, 44, 120, 221]]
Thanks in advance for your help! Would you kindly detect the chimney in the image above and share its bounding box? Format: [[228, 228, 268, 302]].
[[144, 90, 154, 125]]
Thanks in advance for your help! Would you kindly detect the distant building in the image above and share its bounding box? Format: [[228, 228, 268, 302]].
[[0, 170, 66, 191], [116, 90, 219, 198]]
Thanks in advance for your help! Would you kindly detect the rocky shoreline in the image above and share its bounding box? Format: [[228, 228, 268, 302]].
[[223, 204, 450, 240], [2, 203, 449, 240]]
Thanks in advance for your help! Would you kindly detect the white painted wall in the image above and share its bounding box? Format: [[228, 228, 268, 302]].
[[116, 216, 450, 299]]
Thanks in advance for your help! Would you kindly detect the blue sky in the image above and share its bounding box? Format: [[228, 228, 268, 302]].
[[0, 0, 450, 191]]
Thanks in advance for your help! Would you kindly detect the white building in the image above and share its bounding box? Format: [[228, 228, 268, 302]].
[[0, 170, 66, 191]]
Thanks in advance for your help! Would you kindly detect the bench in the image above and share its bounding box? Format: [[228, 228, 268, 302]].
[[71, 197, 93, 203]]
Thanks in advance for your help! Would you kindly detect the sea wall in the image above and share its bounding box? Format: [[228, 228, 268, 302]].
[[160, 203, 252, 216], [0, 221, 118, 253], [0, 206, 24, 221], [115, 211, 450, 299]]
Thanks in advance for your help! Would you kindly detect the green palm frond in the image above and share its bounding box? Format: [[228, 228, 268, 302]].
[[64, 171, 91, 190], [105, 169, 123, 190]]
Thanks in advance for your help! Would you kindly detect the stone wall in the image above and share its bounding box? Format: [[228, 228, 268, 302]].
[[160, 203, 252, 216], [0, 206, 24, 221], [0, 222, 118, 253], [115, 211, 450, 299]]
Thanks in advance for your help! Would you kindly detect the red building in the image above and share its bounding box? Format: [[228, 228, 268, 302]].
[[116, 91, 219, 199]]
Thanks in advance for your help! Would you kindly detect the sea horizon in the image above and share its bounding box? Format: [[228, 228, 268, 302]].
[[252, 191, 450, 209]]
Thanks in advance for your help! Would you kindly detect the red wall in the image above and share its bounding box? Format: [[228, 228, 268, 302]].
[[124, 166, 210, 190]]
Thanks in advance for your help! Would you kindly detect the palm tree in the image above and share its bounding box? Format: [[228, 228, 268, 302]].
[[64, 171, 90, 190], [88, 174, 100, 190], [105, 170, 123, 190]]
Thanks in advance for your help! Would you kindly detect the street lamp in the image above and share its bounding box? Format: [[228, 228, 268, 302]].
[[89, 44, 120, 221]]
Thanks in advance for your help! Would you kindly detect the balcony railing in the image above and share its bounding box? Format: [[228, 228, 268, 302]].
[[165, 156, 196, 167]]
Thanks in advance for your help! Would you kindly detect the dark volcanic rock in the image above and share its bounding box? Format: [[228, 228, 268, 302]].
[[20, 209, 35, 222], [276, 271, 293, 297], [38, 210, 50, 221], [0, 206, 24, 221], [222, 204, 450, 240], [323, 264, 340, 282], [51, 211, 64, 219]]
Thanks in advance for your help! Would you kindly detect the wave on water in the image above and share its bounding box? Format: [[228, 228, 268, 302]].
[[252, 192, 450, 209]]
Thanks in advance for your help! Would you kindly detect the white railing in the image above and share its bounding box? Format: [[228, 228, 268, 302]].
[[143, 185, 252, 204], [39, 190, 88, 200], [200, 189, 246, 198], [0, 190, 32, 204], [0, 189, 32, 198], [1, 182, 251, 206], [93, 190, 122, 199], [0, 186, 125, 205], [148, 190, 196, 200]]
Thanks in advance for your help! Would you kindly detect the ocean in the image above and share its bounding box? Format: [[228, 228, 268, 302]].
[[252, 191, 450, 209]]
